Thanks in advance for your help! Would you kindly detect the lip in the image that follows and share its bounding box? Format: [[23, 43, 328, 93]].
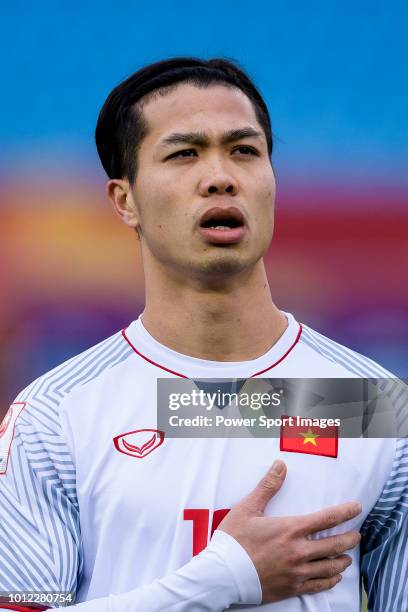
[[197, 206, 246, 245], [199, 205, 245, 227]]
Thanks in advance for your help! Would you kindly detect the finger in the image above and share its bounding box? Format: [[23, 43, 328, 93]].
[[239, 460, 287, 514], [302, 554, 352, 580], [298, 502, 362, 536], [297, 574, 342, 595], [304, 530, 361, 561]]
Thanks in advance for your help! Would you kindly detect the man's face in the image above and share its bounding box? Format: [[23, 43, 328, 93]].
[[128, 83, 276, 279]]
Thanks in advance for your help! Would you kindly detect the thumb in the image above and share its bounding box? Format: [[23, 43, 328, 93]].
[[241, 460, 287, 515]]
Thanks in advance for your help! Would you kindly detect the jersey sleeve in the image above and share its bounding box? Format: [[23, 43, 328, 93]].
[[59, 529, 261, 611], [0, 397, 261, 611], [361, 436, 408, 611], [0, 396, 83, 605]]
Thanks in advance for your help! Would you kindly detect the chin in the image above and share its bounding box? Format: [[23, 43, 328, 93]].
[[193, 251, 256, 277]]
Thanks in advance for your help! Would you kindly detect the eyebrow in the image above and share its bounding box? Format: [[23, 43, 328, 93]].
[[159, 127, 263, 148]]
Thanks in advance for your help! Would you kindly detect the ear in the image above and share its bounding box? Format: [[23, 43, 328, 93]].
[[106, 179, 140, 229]]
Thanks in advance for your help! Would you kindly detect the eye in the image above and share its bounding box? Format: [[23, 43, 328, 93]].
[[232, 145, 258, 156], [167, 149, 198, 160]]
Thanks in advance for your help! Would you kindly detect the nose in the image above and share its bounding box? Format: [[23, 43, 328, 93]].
[[198, 171, 238, 197]]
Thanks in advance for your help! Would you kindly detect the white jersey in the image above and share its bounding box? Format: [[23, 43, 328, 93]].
[[0, 312, 407, 611]]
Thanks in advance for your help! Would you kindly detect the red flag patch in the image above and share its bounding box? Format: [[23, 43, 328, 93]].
[[280, 417, 338, 458]]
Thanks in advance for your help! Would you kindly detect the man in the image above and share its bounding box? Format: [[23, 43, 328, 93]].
[[0, 58, 406, 611]]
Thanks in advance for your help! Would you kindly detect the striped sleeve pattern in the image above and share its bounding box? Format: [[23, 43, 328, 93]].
[[301, 325, 408, 612], [361, 438, 408, 611], [0, 331, 133, 604]]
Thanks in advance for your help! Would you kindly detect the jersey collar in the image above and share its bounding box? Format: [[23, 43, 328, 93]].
[[123, 312, 302, 379]]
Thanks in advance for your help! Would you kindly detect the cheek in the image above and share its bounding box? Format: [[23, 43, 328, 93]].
[[136, 175, 181, 229], [253, 170, 276, 223], [247, 175, 275, 252]]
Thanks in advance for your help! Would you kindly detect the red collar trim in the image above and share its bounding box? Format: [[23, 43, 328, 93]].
[[122, 329, 188, 378], [122, 323, 302, 379], [250, 323, 303, 376]]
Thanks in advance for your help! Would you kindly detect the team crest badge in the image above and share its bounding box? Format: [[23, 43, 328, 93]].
[[0, 402, 26, 475], [113, 429, 165, 459]]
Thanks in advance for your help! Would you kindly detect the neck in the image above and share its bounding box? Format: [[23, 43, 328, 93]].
[[141, 260, 287, 362]]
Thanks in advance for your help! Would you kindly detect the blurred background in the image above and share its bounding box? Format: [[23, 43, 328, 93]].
[[0, 2, 407, 411]]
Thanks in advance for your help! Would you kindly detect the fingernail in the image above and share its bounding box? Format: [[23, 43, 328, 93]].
[[271, 460, 285, 475]]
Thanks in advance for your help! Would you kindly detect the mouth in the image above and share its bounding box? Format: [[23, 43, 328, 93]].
[[198, 206, 246, 245]]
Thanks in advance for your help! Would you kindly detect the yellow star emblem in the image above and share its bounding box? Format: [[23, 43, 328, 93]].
[[299, 428, 320, 446]]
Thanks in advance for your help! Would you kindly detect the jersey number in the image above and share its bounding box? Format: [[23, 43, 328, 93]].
[[184, 508, 230, 556]]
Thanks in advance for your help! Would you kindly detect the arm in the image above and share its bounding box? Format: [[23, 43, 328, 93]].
[[0, 401, 260, 612], [0, 401, 82, 601], [60, 530, 260, 611], [0, 400, 360, 611], [0, 531, 259, 611], [361, 437, 408, 611]]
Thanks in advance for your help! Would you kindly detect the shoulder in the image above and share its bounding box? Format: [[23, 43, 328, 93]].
[[297, 321, 406, 418], [1, 328, 134, 477], [12, 328, 134, 424], [298, 320, 395, 378]]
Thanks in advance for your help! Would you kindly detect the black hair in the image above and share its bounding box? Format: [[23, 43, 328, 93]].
[[95, 57, 273, 183]]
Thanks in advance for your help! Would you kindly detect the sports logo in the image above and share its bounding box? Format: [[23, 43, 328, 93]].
[[0, 402, 27, 475], [113, 429, 165, 459]]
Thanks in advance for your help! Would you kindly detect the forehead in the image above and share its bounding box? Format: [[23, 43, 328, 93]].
[[140, 83, 262, 144]]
